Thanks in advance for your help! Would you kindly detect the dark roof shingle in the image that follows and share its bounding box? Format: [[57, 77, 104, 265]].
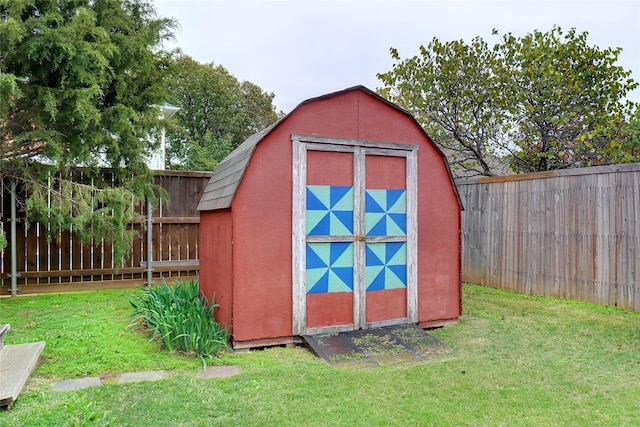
[[196, 120, 282, 211]]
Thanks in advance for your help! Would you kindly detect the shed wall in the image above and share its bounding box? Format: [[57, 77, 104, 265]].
[[417, 151, 461, 323], [199, 210, 233, 331], [227, 90, 460, 343], [231, 129, 294, 342]]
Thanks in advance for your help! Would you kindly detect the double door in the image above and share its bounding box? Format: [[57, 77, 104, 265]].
[[292, 135, 418, 335]]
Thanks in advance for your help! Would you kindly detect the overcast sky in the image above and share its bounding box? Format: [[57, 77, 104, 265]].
[[153, 0, 640, 113]]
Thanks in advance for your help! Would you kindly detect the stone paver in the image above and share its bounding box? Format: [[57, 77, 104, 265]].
[[118, 370, 165, 384], [51, 366, 239, 391], [197, 365, 239, 379], [52, 377, 101, 391]]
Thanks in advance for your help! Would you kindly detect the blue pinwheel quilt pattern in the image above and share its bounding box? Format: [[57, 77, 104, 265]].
[[306, 242, 354, 294], [306, 185, 353, 236], [365, 242, 407, 291], [306, 185, 355, 294], [365, 189, 406, 236], [304, 185, 408, 294]]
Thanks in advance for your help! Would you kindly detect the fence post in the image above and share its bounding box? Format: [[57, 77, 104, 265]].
[[146, 196, 153, 286], [10, 180, 17, 297]]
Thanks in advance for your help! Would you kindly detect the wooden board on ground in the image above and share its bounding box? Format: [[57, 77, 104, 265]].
[[0, 341, 46, 409], [302, 324, 450, 368]]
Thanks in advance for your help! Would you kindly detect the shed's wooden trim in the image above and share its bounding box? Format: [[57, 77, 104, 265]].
[[406, 148, 419, 323], [305, 324, 356, 336], [303, 142, 358, 153], [291, 138, 307, 336], [366, 317, 409, 329], [292, 137, 419, 335], [292, 134, 419, 152], [353, 147, 365, 330], [305, 236, 357, 243]]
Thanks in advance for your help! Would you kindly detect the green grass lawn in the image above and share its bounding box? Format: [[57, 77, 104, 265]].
[[1, 284, 639, 426]]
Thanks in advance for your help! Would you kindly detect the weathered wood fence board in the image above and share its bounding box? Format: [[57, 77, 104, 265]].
[[458, 163, 640, 311], [0, 171, 210, 290]]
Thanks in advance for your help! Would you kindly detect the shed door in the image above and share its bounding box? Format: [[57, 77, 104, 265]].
[[292, 135, 418, 336]]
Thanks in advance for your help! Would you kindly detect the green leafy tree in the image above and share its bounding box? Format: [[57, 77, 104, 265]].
[[0, 0, 175, 257], [612, 104, 640, 163], [378, 26, 639, 177], [164, 54, 279, 170], [378, 37, 506, 177], [496, 27, 639, 172]]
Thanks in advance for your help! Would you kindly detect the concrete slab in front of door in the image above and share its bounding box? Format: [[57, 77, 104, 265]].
[[302, 324, 450, 368]]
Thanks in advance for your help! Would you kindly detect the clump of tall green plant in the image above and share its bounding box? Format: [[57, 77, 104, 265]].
[[130, 281, 230, 367]]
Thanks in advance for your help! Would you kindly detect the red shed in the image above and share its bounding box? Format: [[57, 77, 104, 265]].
[[197, 86, 462, 349]]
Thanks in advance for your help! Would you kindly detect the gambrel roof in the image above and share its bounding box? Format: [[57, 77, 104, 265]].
[[196, 120, 282, 211], [197, 85, 461, 211]]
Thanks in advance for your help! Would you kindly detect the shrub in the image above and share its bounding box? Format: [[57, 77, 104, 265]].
[[130, 280, 230, 367]]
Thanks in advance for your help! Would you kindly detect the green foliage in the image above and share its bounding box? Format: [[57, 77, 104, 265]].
[[164, 54, 279, 170], [379, 37, 506, 177], [378, 26, 639, 177], [0, 0, 175, 251], [496, 27, 639, 172], [129, 281, 231, 367], [24, 172, 144, 262], [177, 134, 234, 171]]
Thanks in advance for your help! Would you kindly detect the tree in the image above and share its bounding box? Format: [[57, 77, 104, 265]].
[[0, 0, 175, 257], [378, 37, 506, 177], [610, 104, 640, 163], [377, 26, 639, 177], [164, 54, 279, 170], [496, 27, 639, 172]]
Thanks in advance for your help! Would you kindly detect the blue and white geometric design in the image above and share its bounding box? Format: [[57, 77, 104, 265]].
[[306, 242, 354, 294], [306, 185, 354, 236], [365, 189, 406, 236], [365, 242, 407, 291]]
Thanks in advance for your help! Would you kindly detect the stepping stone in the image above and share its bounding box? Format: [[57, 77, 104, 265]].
[[52, 377, 101, 391], [118, 370, 165, 384], [197, 366, 239, 379]]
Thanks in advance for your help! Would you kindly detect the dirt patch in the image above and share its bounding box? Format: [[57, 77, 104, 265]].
[[98, 371, 120, 383]]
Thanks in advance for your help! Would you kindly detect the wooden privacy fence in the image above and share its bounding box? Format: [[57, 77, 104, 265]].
[[0, 170, 211, 294], [457, 163, 640, 311]]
